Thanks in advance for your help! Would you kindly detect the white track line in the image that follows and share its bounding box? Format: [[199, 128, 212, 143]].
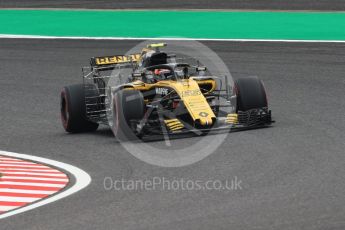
[[0, 168, 57, 171], [0, 189, 54, 195], [0, 171, 67, 177], [0, 169, 58, 173], [0, 34, 345, 43], [2, 176, 68, 182], [0, 196, 39, 203], [0, 164, 57, 169], [0, 162, 48, 165], [5, 8, 345, 12], [0, 206, 20, 212], [0, 164, 52, 168], [0, 161, 39, 165], [0, 168, 62, 172], [0, 161, 38, 165], [0, 150, 91, 219], [0, 181, 66, 188]]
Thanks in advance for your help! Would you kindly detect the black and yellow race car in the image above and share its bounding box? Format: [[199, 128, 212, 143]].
[[60, 43, 273, 140]]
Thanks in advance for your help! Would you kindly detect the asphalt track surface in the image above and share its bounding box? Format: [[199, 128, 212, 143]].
[[0, 39, 345, 229], [1, 0, 345, 11]]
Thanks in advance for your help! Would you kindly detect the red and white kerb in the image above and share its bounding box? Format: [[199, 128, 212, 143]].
[[0, 155, 69, 214]]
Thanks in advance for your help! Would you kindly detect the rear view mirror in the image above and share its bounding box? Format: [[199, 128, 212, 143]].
[[132, 72, 143, 78], [196, 66, 207, 72]]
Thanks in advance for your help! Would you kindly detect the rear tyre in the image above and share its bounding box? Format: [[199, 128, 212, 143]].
[[235, 77, 267, 111], [60, 84, 99, 133], [112, 89, 145, 141]]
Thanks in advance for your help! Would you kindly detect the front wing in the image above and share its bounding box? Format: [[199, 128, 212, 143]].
[[139, 108, 273, 137]]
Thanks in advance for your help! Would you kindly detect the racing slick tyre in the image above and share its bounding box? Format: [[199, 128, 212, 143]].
[[60, 84, 99, 133], [112, 89, 145, 141], [235, 77, 267, 111]]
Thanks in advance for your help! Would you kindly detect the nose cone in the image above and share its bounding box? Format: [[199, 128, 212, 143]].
[[199, 117, 214, 126], [197, 111, 214, 126], [171, 79, 216, 128]]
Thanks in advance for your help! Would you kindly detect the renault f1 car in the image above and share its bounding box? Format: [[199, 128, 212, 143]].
[[60, 43, 273, 140]]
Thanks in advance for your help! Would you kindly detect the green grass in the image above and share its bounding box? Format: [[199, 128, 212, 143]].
[[1, 9, 345, 40]]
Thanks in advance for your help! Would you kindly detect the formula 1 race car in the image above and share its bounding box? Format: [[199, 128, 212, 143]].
[[60, 43, 273, 140]]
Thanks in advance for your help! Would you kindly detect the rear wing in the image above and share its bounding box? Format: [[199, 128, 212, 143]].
[[90, 54, 141, 67]]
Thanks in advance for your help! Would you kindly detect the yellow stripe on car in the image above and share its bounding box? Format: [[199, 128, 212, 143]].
[[164, 119, 184, 131], [226, 113, 238, 124]]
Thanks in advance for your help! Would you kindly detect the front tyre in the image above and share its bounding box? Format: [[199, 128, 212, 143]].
[[60, 84, 99, 133], [235, 77, 268, 111], [112, 89, 145, 141]]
